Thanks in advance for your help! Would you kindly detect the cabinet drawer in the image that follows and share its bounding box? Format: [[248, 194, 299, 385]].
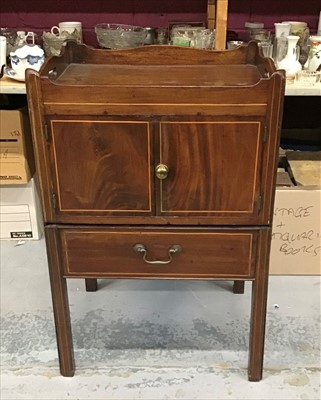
[[59, 228, 258, 279]]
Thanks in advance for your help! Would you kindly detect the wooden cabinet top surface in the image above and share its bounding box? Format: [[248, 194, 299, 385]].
[[57, 63, 263, 87], [33, 41, 280, 88], [26, 41, 285, 114]]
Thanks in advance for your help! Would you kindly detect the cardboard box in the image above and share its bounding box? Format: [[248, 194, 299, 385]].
[[270, 158, 321, 275], [0, 177, 44, 240], [0, 107, 35, 185]]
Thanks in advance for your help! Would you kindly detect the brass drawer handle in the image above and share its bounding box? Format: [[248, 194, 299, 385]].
[[155, 163, 169, 180], [133, 243, 182, 264]]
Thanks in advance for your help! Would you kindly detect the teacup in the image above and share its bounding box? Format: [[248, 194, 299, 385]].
[[10, 44, 44, 79], [51, 22, 82, 42]]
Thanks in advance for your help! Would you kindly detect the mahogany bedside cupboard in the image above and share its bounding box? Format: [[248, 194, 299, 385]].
[[26, 41, 285, 381]]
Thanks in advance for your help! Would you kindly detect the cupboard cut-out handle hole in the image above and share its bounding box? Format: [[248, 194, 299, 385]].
[[48, 68, 58, 80]]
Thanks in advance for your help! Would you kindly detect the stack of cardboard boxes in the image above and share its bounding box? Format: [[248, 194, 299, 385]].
[[0, 100, 43, 240]]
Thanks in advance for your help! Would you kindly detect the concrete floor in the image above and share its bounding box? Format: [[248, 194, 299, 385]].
[[0, 237, 320, 399]]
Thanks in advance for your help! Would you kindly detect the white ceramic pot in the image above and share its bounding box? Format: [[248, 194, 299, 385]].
[[10, 44, 44, 79], [274, 23, 291, 38]]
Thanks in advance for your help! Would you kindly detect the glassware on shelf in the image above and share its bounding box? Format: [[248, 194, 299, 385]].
[[170, 26, 215, 49], [42, 27, 79, 57], [249, 28, 271, 43], [244, 21, 264, 42], [272, 23, 291, 67], [259, 42, 273, 58], [295, 70, 321, 86], [42, 33, 67, 57], [194, 29, 215, 49], [95, 23, 147, 49], [273, 37, 287, 66], [156, 27, 168, 44]]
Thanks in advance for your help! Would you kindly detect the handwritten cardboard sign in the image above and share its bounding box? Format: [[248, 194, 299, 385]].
[[270, 187, 321, 275]]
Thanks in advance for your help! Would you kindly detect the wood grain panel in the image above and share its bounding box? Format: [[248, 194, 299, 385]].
[[50, 120, 152, 214], [42, 85, 270, 107], [43, 103, 267, 117], [159, 121, 262, 216]]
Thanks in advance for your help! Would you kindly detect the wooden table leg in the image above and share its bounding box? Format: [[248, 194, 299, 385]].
[[233, 281, 245, 294], [45, 227, 75, 377], [248, 229, 271, 381], [85, 278, 98, 292]]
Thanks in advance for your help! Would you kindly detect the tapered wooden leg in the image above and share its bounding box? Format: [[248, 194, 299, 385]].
[[233, 281, 245, 294], [45, 227, 75, 377], [85, 278, 98, 292], [248, 229, 271, 381]]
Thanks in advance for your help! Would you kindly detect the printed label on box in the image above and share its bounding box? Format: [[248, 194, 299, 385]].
[[10, 231, 33, 239], [0, 178, 44, 240]]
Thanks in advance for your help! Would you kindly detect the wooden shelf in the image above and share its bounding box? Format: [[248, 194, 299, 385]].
[[0, 76, 26, 94], [1, 74, 319, 96]]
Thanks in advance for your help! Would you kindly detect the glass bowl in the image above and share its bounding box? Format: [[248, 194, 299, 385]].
[[95, 23, 147, 49], [42, 34, 67, 57], [295, 70, 321, 86]]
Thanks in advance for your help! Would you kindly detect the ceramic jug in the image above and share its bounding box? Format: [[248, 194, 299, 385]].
[[278, 35, 302, 83], [10, 44, 44, 80], [306, 36, 321, 72], [14, 31, 35, 50]]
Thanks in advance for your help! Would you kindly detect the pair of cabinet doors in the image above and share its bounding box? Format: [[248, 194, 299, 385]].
[[47, 117, 266, 223]]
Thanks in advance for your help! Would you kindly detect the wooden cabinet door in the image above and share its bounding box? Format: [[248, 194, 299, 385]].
[[48, 119, 153, 216], [158, 120, 264, 222]]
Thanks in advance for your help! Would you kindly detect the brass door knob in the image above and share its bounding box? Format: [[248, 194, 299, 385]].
[[155, 163, 169, 180]]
